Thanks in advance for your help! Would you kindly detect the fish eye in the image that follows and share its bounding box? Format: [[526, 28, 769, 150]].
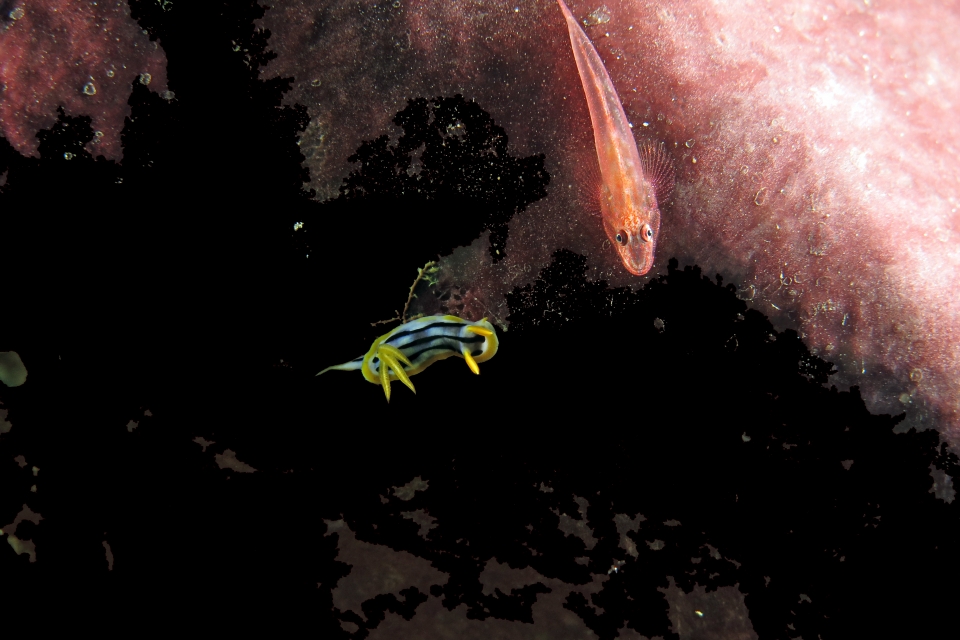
[[615, 230, 628, 245], [640, 224, 654, 242]]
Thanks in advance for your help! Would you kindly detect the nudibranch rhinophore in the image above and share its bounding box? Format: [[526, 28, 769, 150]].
[[317, 315, 499, 401]]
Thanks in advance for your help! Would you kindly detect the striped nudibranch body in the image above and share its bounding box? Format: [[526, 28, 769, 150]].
[[317, 315, 499, 401]]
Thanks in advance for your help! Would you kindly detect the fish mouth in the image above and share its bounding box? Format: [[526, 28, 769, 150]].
[[619, 248, 653, 276]]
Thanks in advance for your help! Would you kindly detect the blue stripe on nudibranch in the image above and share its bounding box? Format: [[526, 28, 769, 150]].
[[317, 315, 499, 401]]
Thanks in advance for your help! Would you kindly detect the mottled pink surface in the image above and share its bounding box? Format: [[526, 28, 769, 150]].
[[259, 0, 960, 447], [0, 0, 167, 159]]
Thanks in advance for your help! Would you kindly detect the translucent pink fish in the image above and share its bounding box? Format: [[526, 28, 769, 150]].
[[557, 0, 673, 275]]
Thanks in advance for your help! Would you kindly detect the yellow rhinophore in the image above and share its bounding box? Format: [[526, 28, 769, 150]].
[[317, 315, 499, 401]]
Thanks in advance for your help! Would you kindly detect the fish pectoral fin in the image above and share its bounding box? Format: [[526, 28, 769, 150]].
[[378, 345, 416, 396], [638, 141, 676, 204], [462, 348, 480, 375]]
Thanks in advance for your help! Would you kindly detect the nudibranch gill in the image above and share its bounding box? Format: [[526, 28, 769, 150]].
[[557, 0, 674, 276], [317, 315, 499, 401]]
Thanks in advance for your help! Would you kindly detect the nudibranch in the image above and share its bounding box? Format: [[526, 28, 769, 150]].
[[316, 315, 499, 401]]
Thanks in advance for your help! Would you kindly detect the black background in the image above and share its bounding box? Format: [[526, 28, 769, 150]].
[[1, 1, 957, 637]]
